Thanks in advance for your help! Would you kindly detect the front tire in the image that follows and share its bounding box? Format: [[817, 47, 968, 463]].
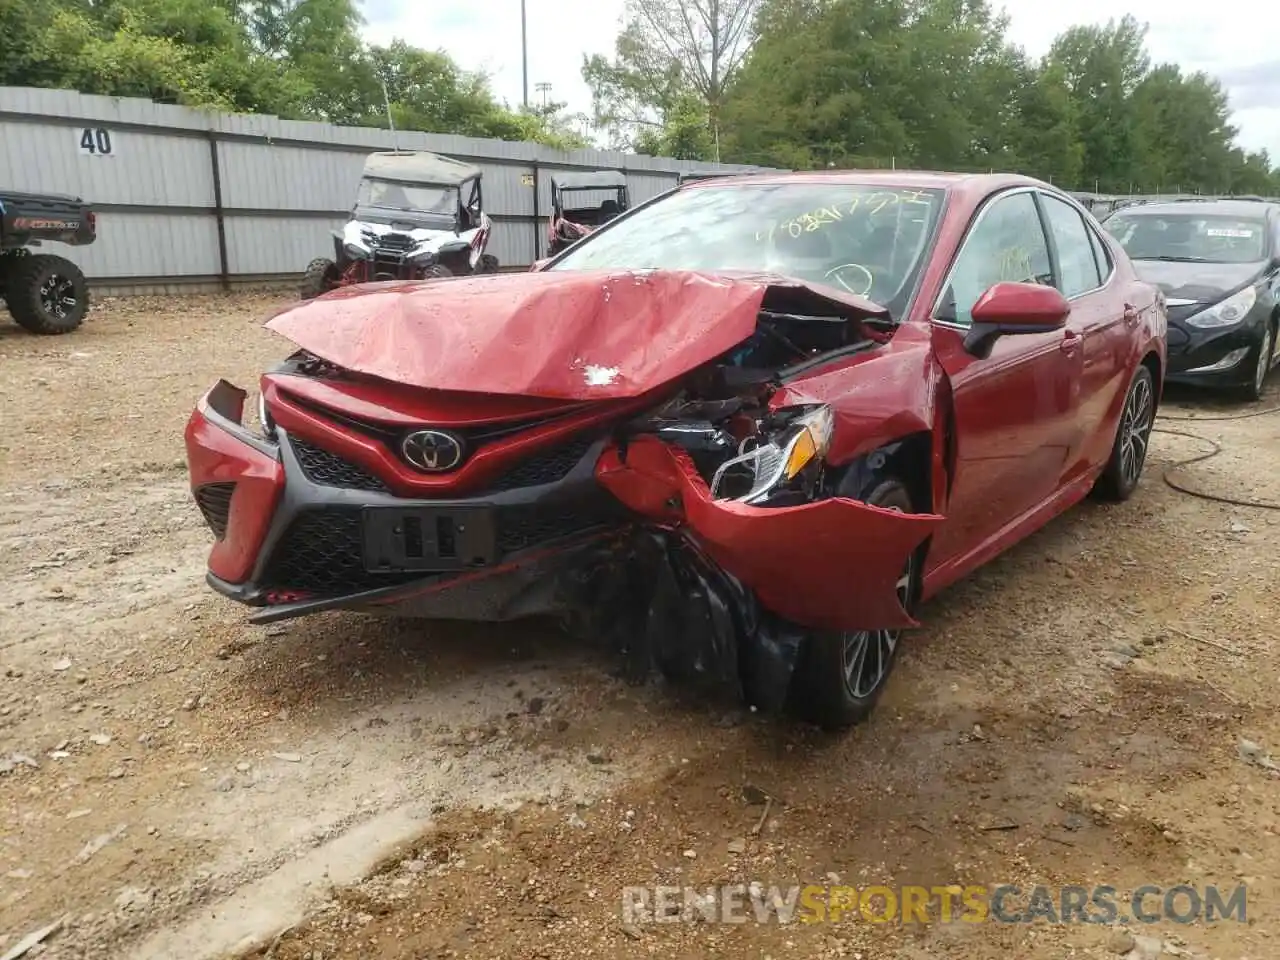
[[788, 478, 919, 731], [1093, 363, 1155, 502], [5, 253, 89, 334], [299, 258, 340, 300], [477, 254, 499, 274], [1242, 322, 1274, 402]]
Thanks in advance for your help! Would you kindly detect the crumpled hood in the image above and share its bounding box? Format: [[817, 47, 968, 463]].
[[265, 269, 887, 401]]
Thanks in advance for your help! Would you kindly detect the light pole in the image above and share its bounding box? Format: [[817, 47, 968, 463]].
[[521, 0, 529, 108], [535, 81, 552, 108]]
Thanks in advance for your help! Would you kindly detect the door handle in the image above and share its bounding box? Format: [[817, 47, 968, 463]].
[[1123, 303, 1140, 325], [1060, 330, 1081, 356]]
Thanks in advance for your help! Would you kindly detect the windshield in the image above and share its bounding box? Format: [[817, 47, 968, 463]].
[[1103, 212, 1268, 263], [356, 178, 457, 216], [547, 182, 946, 313]]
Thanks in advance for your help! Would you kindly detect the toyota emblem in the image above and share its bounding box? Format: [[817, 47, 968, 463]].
[[401, 429, 464, 472]]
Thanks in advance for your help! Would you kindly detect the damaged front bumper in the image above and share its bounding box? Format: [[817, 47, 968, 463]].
[[185, 382, 941, 714]]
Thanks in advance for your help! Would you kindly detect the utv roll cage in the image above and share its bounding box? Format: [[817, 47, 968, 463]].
[[546, 170, 631, 256]]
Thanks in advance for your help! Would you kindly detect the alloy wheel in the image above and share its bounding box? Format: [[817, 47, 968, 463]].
[[1256, 326, 1273, 396], [1119, 374, 1154, 488], [39, 274, 77, 320], [840, 505, 914, 700]]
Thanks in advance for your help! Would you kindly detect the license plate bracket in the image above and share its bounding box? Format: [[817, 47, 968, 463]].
[[362, 506, 498, 573]]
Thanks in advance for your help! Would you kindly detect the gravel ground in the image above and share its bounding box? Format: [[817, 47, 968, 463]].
[[1, 294, 1278, 960]]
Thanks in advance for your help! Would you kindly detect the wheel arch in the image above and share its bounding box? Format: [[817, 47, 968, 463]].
[[830, 431, 935, 602], [1140, 349, 1163, 412]]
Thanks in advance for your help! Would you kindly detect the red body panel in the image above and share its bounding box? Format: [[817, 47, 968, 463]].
[[597, 437, 941, 631], [185, 389, 284, 584], [263, 375, 657, 498], [264, 269, 885, 400]]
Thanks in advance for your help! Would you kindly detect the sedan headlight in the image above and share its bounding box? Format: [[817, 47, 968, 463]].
[[710, 405, 833, 504], [1185, 286, 1257, 329]]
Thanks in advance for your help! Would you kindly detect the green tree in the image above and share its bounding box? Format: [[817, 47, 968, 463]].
[[1044, 15, 1150, 192], [582, 0, 762, 159]]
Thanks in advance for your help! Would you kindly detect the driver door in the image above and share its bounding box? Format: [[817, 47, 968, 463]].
[[928, 189, 1084, 572]]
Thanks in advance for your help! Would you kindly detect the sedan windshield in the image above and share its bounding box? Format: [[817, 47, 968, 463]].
[[356, 178, 456, 216], [1103, 213, 1268, 264], [547, 182, 946, 315]]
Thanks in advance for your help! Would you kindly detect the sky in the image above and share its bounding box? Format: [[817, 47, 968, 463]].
[[359, 0, 1280, 161]]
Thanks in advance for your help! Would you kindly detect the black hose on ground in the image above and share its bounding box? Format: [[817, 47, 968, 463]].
[[1151, 400, 1280, 510]]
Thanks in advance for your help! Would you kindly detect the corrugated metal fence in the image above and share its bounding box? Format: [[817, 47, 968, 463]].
[[0, 87, 775, 292]]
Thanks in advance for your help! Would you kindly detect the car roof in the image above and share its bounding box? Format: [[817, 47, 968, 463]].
[[1111, 198, 1279, 219], [361, 151, 480, 186], [678, 169, 1051, 200]]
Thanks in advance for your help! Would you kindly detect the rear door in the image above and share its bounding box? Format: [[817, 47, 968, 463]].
[[928, 188, 1084, 570], [1036, 191, 1126, 480]]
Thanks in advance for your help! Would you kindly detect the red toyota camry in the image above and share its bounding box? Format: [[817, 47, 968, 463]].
[[185, 171, 1166, 729]]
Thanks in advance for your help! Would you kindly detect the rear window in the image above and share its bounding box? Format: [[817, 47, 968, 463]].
[[1103, 212, 1268, 264]]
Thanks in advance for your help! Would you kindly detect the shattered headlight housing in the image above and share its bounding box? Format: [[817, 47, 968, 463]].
[[710, 405, 833, 504]]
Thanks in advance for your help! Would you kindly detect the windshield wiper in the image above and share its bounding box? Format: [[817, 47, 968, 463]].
[[1141, 255, 1212, 263]]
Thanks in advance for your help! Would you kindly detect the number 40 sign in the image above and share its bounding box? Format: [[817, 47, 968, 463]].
[[78, 127, 115, 157]]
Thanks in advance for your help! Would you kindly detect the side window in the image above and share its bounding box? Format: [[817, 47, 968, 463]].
[[1040, 194, 1102, 297], [939, 192, 1052, 328], [1087, 223, 1111, 281]]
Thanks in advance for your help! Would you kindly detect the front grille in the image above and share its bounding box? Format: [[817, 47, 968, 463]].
[[194, 482, 235, 539], [291, 438, 389, 492], [261, 503, 623, 596], [261, 508, 416, 594], [375, 232, 415, 252], [495, 502, 624, 553], [485, 436, 596, 492], [290, 431, 593, 495]]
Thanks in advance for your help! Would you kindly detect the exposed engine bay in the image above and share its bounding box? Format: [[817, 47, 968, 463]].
[[617, 297, 883, 510]]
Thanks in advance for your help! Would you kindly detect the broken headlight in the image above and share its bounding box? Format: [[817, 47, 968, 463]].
[[709, 404, 833, 504]]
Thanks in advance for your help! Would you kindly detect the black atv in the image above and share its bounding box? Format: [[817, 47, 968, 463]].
[[0, 190, 97, 335]]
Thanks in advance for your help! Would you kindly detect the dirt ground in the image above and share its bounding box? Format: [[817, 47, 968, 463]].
[[1, 293, 1277, 960]]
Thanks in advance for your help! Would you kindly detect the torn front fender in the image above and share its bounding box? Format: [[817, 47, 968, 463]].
[[597, 436, 943, 633]]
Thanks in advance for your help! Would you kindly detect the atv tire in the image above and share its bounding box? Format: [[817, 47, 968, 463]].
[[300, 258, 340, 300], [477, 254, 500, 274], [421, 264, 452, 280], [5, 253, 89, 335]]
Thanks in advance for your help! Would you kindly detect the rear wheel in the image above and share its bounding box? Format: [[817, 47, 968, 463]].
[[1242, 322, 1274, 402], [299, 257, 340, 300], [5, 253, 89, 334], [1093, 363, 1155, 502], [788, 478, 919, 731]]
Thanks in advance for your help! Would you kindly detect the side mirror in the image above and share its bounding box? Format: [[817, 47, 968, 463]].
[[963, 281, 1070, 358]]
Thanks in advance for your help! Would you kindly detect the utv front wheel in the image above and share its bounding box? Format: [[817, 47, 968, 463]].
[[5, 253, 89, 334], [420, 264, 452, 280], [788, 478, 919, 731], [300, 257, 340, 300], [477, 254, 499, 274]]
